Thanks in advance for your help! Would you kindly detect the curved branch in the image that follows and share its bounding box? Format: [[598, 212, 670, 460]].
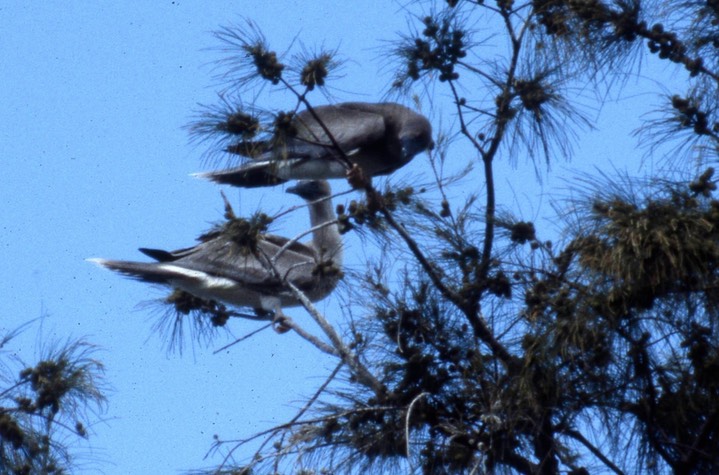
[[271, 218, 339, 265], [405, 391, 429, 471]]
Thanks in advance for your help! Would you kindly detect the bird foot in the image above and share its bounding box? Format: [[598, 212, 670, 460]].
[[272, 313, 292, 334]]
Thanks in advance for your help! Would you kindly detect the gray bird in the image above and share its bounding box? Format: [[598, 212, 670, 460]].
[[196, 102, 433, 188], [88, 180, 342, 320]]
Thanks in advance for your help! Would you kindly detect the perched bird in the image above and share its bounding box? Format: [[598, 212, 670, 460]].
[[88, 180, 342, 324], [196, 102, 433, 187]]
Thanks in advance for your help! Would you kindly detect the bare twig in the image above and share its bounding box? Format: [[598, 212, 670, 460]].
[[214, 405, 398, 469], [272, 189, 354, 222], [271, 219, 339, 265], [285, 280, 384, 394], [213, 323, 273, 354], [271, 361, 345, 473], [406, 391, 429, 472]]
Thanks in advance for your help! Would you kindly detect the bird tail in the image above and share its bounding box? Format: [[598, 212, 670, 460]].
[[87, 258, 178, 284], [192, 162, 289, 188]]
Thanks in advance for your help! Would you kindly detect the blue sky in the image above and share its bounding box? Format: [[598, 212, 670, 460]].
[[1, 2, 685, 473]]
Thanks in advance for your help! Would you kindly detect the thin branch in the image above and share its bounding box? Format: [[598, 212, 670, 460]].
[[271, 219, 339, 265], [458, 60, 503, 87], [251, 219, 383, 392], [681, 407, 718, 469], [213, 323, 273, 354], [271, 361, 344, 473], [372, 185, 515, 365], [272, 189, 354, 222], [285, 280, 384, 394], [563, 429, 625, 475], [214, 405, 399, 468], [374, 188, 461, 305], [280, 78, 354, 169]]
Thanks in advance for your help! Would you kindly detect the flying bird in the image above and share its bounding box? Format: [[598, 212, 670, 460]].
[[196, 102, 433, 188], [89, 180, 342, 325]]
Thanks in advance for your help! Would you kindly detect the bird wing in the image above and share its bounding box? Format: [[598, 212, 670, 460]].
[[156, 233, 318, 289], [292, 104, 387, 152], [226, 104, 387, 161]]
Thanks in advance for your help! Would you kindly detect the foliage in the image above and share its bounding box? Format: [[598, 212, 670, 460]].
[[0, 326, 106, 474]]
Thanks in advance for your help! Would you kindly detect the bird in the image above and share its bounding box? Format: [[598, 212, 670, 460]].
[[88, 180, 342, 325], [195, 102, 433, 188]]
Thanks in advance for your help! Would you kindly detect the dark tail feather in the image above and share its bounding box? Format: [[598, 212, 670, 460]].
[[139, 248, 176, 262], [194, 163, 288, 188]]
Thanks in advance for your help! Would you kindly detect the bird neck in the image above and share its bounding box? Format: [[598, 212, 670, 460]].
[[308, 198, 342, 263]]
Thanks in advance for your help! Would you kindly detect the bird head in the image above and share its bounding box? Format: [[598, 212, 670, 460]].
[[399, 115, 433, 164], [286, 180, 331, 201]]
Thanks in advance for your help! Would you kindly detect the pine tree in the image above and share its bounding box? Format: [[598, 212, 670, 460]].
[[157, 1, 719, 473]]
